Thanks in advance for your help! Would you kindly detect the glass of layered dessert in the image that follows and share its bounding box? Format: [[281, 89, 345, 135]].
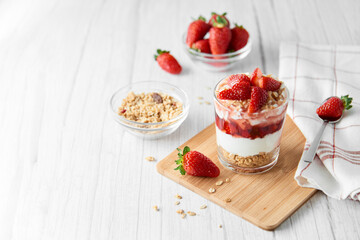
[[214, 68, 288, 174]]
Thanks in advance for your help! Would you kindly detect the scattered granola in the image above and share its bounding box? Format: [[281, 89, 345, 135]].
[[225, 178, 230, 183], [145, 156, 155, 161], [209, 188, 216, 193], [200, 204, 207, 209], [215, 180, 223, 186], [152, 205, 159, 211], [225, 198, 232, 203], [187, 211, 196, 216], [175, 194, 182, 199], [219, 224, 223, 228], [176, 209, 184, 214], [118, 91, 183, 123], [181, 213, 186, 219], [197, 96, 203, 100], [204, 101, 211, 105], [174, 201, 180, 205]]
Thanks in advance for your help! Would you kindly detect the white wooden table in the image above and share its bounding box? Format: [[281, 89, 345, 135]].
[[0, 0, 359, 239]]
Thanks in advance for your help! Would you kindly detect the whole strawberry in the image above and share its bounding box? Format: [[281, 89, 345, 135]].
[[208, 12, 230, 28], [229, 24, 249, 51], [174, 146, 220, 177], [209, 27, 232, 55], [186, 16, 211, 47], [192, 39, 211, 54], [316, 95, 353, 121], [248, 86, 268, 113], [154, 49, 182, 74]]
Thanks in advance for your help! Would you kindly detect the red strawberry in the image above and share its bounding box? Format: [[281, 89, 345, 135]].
[[191, 39, 211, 53], [209, 27, 232, 55], [316, 95, 353, 121], [232, 81, 251, 100], [227, 74, 250, 87], [218, 88, 239, 100], [186, 16, 211, 47], [154, 49, 182, 74], [229, 24, 249, 51], [175, 146, 220, 177], [248, 86, 268, 113], [259, 76, 281, 91], [208, 12, 230, 28], [250, 67, 263, 86]]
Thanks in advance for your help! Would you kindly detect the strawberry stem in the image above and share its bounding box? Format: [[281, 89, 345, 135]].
[[174, 146, 190, 175], [341, 95, 353, 110], [154, 49, 170, 61]]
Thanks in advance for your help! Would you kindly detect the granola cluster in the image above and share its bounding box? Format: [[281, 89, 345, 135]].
[[118, 91, 183, 123], [220, 147, 278, 173]]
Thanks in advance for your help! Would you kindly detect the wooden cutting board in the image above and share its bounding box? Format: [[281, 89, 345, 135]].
[[156, 115, 317, 230]]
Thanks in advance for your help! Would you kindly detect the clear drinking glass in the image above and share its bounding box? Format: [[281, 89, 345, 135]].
[[213, 77, 289, 174]]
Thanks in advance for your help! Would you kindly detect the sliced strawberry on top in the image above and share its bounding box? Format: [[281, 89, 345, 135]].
[[186, 16, 211, 47], [191, 39, 211, 54], [174, 146, 220, 177], [259, 76, 281, 91], [232, 81, 251, 100], [227, 74, 251, 87], [217, 88, 239, 100], [316, 95, 353, 121], [250, 67, 263, 86], [248, 86, 268, 113]]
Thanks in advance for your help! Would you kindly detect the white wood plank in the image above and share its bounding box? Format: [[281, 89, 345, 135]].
[[0, 0, 359, 239]]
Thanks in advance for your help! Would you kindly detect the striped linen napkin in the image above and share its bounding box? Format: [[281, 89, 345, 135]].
[[279, 42, 360, 201]]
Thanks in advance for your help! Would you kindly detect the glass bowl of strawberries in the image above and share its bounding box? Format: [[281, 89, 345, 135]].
[[183, 13, 252, 72]]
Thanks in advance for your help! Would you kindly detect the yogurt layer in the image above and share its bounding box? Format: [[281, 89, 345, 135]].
[[216, 126, 282, 157]]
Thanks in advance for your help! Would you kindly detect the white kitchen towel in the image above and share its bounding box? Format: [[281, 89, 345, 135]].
[[279, 42, 360, 201]]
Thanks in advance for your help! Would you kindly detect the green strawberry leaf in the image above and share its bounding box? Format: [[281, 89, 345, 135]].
[[174, 146, 191, 175], [341, 95, 353, 110]]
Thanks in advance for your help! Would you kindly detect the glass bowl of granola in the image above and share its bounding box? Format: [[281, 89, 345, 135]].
[[110, 81, 189, 139]]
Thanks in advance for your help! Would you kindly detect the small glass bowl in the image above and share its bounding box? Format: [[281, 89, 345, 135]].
[[182, 32, 252, 72], [110, 81, 189, 139]]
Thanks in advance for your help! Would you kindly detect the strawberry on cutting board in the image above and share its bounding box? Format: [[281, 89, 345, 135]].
[[208, 12, 230, 28], [186, 16, 211, 47], [174, 146, 220, 177], [154, 49, 182, 74], [192, 39, 211, 54], [229, 24, 249, 51], [316, 95, 353, 121], [209, 26, 232, 55]]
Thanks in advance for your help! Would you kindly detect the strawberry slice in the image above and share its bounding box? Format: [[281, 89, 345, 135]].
[[232, 81, 251, 100], [218, 89, 239, 100], [250, 68, 263, 86], [316, 95, 353, 121], [259, 76, 281, 91], [174, 146, 220, 177], [248, 86, 268, 113], [227, 74, 250, 87]]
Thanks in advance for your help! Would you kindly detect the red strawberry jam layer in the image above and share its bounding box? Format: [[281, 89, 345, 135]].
[[215, 113, 285, 139]]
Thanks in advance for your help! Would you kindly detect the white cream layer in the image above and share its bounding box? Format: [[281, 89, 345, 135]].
[[216, 126, 282, 157]]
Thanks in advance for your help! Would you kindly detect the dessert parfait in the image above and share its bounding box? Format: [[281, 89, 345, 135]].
[[214, 68, 288, 174]]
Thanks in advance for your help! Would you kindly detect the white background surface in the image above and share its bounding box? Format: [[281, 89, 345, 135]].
[[0, 0, 359, 239]]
